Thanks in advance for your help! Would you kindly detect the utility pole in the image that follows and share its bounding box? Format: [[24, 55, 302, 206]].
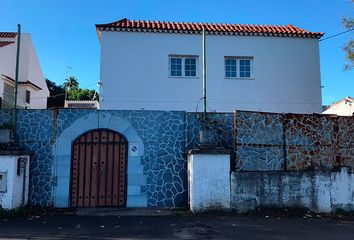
[[12, 24, 21, 141]]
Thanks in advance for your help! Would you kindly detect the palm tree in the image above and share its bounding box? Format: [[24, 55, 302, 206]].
[[64, 76, 79, 90], [64, 76, 79, 100]]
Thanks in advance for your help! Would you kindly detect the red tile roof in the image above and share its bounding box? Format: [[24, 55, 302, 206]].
[[0, 41, 14, 48], [0, 32, 17, 38], [96, 18, 324, 39]]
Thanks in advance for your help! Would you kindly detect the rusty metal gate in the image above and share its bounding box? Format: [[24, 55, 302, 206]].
[[70, 129, 127, 207]]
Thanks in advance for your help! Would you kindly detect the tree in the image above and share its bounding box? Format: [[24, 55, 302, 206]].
[[67, 87, 98, 101], [64, 77, 99, 101], [46, 78, 65, 108], [63, 76, 79, 90], [45, 77, 99, 108], [343, 0, 354, 70]]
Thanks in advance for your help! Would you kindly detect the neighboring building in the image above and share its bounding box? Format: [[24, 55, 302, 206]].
[[323, 96, 354, 116], [0, 32, 49, 109], [64, 100, 99, 109], [96, 18, 323, 113]]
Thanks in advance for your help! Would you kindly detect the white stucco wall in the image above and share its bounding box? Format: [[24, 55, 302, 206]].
[[188, 153, 230, 212], [25, 34, 49, 109], [231, 168, 354, 213], [99, 31, 322, 113], [0, 33, 49, 109], [0, 155, 30, 209], [323, 98, 354, 116], [0, 40, 16, 99]]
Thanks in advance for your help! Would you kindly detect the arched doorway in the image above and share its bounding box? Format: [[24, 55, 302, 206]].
[[70, 129, 128, 207]]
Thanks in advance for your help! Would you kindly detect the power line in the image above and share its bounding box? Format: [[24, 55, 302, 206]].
[[320, 28, 354, 42]]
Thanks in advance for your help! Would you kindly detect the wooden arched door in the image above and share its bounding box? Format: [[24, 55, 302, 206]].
[[70, 129, 127, 207]]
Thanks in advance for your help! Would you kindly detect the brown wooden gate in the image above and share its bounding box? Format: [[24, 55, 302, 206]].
[[70, 129, 127, 207]]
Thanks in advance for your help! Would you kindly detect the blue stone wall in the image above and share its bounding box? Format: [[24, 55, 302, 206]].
[[0, 109, 235, 207], [0, 109, 12, 124], [186, 112, 234, 150], [17, 110, 56, 206], [0, 110, 55, 206], [56, 109, 187, 207]]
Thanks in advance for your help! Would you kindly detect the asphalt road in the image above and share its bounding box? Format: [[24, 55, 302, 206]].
[[1, 213, 354, 239]]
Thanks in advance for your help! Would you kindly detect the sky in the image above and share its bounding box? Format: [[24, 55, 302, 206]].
[[1, 0, 353, 105]]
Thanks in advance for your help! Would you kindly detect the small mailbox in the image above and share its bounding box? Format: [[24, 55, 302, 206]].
[[0, 172, 7, 192]]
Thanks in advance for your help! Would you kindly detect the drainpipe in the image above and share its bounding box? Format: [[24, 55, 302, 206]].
[[12, 24, 21, 141], [199, 25, 208, 147], [202, 25, 207, 118]]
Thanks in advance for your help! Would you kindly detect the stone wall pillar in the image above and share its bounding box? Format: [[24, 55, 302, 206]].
[[187, 150, 230, 212]]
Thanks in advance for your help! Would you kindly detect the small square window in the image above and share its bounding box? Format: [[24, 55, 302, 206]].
[[169, 55, 198, 77], [225, 57, 253, 79]]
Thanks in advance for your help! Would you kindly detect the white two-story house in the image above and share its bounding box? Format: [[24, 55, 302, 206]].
[[96, 18, 323, 113], [0, 32, 49, 109]]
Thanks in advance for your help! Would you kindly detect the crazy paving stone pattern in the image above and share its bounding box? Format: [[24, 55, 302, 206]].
[[16, 110, 56, 206], [0, 109, 12, 125], [235, 111, 354, 171], [1, 108, 352, 206], [333, 116, 354, 168], [285, 114, 334, 170], [57, 109, 187, 207], [186, 112, 234, 150], [235, 111, 285, 171]]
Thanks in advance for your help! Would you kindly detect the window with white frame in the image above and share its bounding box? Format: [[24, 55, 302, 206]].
[[225, 57, 253, 79], [169, 55, 198, 77]]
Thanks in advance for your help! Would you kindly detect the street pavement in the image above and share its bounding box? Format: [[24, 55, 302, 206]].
[[0, 210, 354, 239]]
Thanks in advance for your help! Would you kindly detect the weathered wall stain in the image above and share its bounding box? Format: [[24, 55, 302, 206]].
[[235, 111, 353, 171], [231, 167, 354, 213]]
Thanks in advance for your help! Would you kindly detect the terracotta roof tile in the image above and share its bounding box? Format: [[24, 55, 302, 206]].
[[0, 41, 14, 48], [96, 18, 324, 39], [0, 32, 17, 38]]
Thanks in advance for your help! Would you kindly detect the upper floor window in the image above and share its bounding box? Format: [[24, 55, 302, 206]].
[[169, 55, 198, 77], [26, 90, 31, 104], [225, 57, 254, 79]]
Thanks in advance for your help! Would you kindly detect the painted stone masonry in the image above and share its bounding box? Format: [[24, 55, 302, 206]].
[[0, 109, 188, 207], [0, 109, 353, 209], [235, 111, 354, 171], [189, 110, 353, 212], [55, 110, 187, 208]]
